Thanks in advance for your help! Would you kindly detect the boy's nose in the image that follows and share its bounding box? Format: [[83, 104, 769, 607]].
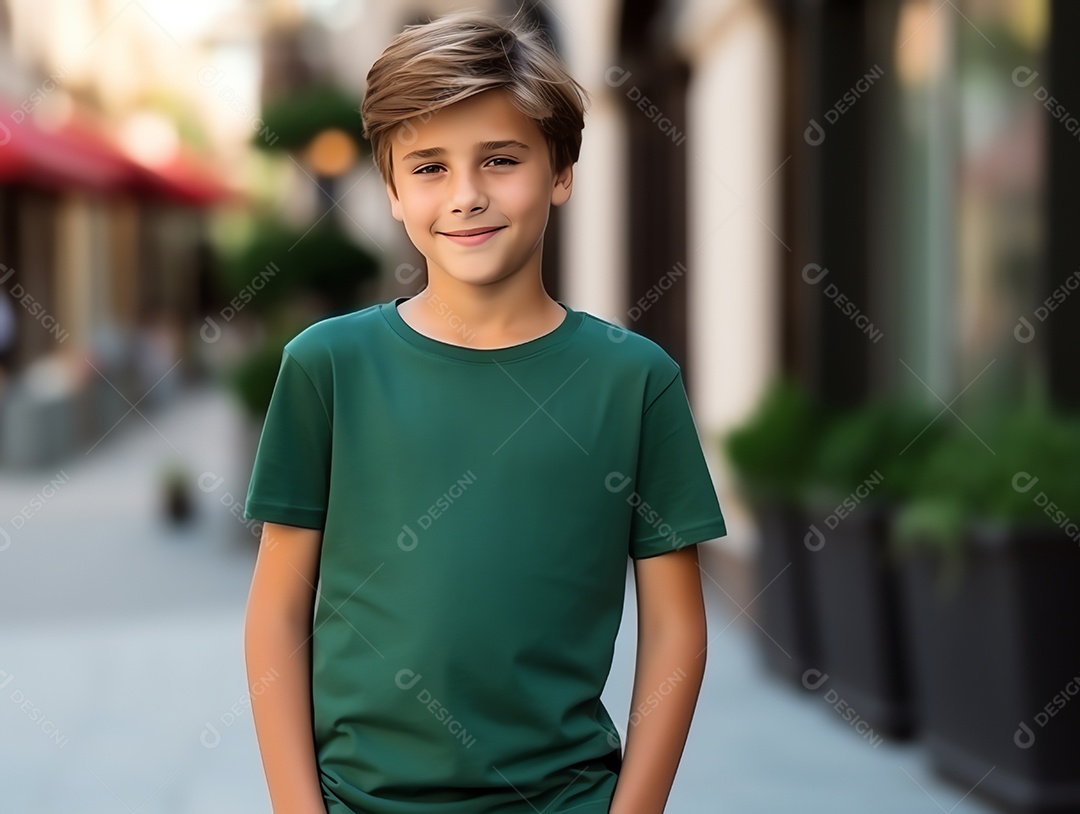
[[449, 169, 487, 213]]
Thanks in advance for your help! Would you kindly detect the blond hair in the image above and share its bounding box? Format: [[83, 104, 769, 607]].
[[360, 8, 590, 197]]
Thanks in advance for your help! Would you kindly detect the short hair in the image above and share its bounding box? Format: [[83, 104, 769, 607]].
[[360, 8, 590, 198]]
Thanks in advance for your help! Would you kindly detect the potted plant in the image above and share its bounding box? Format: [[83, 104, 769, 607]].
[[799, 398, 946, 739], [722, 376, 831, 687], [891, 403, 1080, 813]]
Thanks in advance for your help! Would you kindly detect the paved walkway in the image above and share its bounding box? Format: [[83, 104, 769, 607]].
[[0, 382, 999, 813]]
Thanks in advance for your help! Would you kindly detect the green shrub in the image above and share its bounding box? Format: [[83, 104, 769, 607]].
[[227, 320, 305, 420], [722, 376, 831, 505], [808, 398, 947, 507], [218, 215, 379, 315], [893, 404, 1080, 554]]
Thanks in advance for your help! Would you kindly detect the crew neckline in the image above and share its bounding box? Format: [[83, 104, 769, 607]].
[[380, 295, 583, 363]]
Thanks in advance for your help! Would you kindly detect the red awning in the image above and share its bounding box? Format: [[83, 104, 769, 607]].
[[126, 149, 241, 207], [0, 103, 240, 207], [0, 108, 130, 191]]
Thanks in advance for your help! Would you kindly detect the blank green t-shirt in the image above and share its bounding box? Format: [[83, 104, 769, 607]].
[[243, 296, 727, 814]]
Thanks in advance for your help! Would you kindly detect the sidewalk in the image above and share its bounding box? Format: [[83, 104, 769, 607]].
[[0, 382, 999, 813]]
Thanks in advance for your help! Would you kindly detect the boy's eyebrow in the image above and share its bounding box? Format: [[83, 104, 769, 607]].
[[400, 140, 531, 162]]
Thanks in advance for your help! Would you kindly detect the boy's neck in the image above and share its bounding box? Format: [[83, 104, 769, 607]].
[[395, 282, 566, 350]]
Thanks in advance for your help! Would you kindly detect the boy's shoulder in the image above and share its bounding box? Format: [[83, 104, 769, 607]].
[[280, 301, 385, 369], [574, 309, 682, 382]]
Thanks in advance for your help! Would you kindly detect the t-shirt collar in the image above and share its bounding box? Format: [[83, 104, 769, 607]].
[[380, 295, 583, 363]]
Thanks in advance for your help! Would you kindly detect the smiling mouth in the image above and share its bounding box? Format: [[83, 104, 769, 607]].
[[439, 226, 506, 237]]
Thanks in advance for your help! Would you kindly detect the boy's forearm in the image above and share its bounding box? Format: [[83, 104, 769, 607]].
[[609, 631, 706, 814], [245, 610, 327, 814]]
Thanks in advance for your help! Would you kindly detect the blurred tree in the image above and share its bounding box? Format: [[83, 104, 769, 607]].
[[219, 213, 379, 316], [253, 83, 369, 155]]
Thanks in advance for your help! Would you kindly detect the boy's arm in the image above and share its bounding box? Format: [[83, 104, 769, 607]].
[[244, 521, 327, 814], [609, 545, 708, 814]]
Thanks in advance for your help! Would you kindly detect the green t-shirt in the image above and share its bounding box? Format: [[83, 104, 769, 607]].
[[244, 295, 727, 814]]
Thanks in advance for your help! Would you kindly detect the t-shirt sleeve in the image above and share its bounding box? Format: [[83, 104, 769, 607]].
[[629, 367, 728, 559], [243, 347, 331, 530]]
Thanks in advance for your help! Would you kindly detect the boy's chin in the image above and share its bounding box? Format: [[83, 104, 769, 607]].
[[427, 265, 520, 286]]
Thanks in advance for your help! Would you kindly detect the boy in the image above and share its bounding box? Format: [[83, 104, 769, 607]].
[[243, 9, 727, 814]]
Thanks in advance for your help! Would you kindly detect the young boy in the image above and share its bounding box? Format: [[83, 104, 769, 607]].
[[243, 9, 727, 814]]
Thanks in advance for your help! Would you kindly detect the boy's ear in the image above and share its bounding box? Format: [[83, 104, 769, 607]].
[[385, 179, 404, 222], [551, 163, 573, 208]]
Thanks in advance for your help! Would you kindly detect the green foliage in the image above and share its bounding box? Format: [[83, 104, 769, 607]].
[[722, 376, 830, 504], [254, 84, 368, 153], [218, 215, 379, 316], [809, 398, 947, 506], [220, 212, 380, 419], [893, 404, 1080, 554], [227, 319, 305, 420]]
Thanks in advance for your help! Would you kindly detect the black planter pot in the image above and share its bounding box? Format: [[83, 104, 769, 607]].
[[802, 499, 916, 740], [748, 495, 820, 688], [899, 522, 1080, 813]]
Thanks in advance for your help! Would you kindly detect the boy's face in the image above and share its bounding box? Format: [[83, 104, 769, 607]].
[[385, 88, 573, 289]]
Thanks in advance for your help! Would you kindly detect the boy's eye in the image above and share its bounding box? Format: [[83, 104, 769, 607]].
[[412, 157, 519, 175]]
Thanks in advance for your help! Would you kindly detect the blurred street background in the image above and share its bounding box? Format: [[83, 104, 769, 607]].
[[1, 1, 1077, 813]]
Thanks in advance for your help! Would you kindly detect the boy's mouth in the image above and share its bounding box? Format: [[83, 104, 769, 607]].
[[438, 226, 506, 237]]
